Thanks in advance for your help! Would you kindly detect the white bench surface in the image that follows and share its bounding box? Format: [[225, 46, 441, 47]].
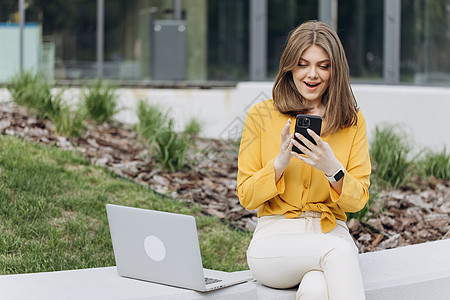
[[0, 267, 257, 300], [0, 239, 449, 300], [359, 238, 450, 299]]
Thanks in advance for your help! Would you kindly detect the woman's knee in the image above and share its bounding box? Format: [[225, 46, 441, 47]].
[[296, 270, 328, 300]]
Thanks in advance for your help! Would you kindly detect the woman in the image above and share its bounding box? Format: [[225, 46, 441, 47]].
[[237, 20, 370, 299]]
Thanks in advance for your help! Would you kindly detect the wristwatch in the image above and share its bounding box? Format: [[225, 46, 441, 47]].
[[325, 165, 345, 182]]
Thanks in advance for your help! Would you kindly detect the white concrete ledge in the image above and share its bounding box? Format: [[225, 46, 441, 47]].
[[360, 238, 450, 299], [0, 239, 449, 299], [247, 239, 450, 300], [0, 267, 257, 300]]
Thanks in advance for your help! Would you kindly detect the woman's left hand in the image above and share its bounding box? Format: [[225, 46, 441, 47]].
[[291, 129, 341, 176]]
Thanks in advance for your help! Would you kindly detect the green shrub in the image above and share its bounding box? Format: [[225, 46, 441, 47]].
[[7, 70, 39, 107], [7, 71, 63, 119], [418, 147, 450, 180], [136, 101, 192, 171], [53, 105, 87, 137], [184, 118, 202, 137], [154, 123, 191, 172], [136, 101, 170, 143], [83, 80, 119, 123], [370, 125, 414, 188], [38, 88, 65, 120], [8, 71, 86, 137]]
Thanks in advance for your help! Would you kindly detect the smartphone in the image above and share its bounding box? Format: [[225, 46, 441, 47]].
[[292, 114, 322, 155]]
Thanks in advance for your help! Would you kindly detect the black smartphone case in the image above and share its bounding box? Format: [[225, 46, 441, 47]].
[[292, 114, 323, 155]]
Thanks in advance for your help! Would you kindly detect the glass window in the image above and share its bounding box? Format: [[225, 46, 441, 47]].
[[12, 0, 212, 82], [207, 0, 249, 81], [338, 0, 384, 82], [44, 0, 137, 81], [267, 0, 317, 79], [0, 1, 15, 23], [3, 0, 449, 86], [401, 0, 450, 85]]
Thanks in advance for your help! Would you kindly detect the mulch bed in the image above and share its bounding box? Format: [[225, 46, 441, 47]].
[[1, 102, 449, 253]]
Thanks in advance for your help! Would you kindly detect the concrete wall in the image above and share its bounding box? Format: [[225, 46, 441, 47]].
[[1, 83, 449, 151], [115, 82, 450, 152]]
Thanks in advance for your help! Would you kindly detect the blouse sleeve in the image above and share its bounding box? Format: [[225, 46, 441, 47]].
[[329, 111, 371, 212], [236, 105, 285, 211]]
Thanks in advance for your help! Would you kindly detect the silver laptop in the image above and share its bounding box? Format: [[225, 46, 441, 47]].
[[106, 204, 253, 292]]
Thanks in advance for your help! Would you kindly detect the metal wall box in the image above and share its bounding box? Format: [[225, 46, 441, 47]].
[[151, 20, 186, 81]]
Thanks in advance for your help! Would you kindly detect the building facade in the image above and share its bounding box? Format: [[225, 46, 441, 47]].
[[0, 0, 449, 86]]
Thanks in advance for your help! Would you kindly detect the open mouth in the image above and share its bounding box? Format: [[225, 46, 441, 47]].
[[304, 82, 320, 88]]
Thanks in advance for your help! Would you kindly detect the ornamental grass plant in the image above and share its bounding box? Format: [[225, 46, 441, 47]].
[[418, 147, 450, 180], [7, 71, 86, 137], [369, 125, 414, 188], [7, 70, 41, 107], [7, 70, 64, 120], [83, 80, 119, 123], [136, 100, 170, 143], [53, 105, 87, 137], [136, 101, 193, 171], [154, 123, 191, 172], [184, 118, 203, 137]]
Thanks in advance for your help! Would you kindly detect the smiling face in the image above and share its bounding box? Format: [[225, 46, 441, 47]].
[[292, 45, 331, 108]]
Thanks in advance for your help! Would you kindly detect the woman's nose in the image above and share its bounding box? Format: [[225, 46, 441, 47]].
[[307, 67, 318, 79]]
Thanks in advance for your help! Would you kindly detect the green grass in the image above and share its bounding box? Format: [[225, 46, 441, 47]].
[[7, 70, 43, 108], [83, 80, 119, 123], [369, 124, 414, 188], [53, 105, 87, 137], [0, 135, 251, 274], [136, 101, 193, 172], [136, 101, 170, 144], [154, 127, 192, 172], [184, 118, 203, 137], [418, 147, 450, 180], [7, 70, 64, 120], [7, 71, 86, 137], [369, 124, 450, 188]]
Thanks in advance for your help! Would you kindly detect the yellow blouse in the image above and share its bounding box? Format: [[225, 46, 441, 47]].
[[236, 99, 371, 233]]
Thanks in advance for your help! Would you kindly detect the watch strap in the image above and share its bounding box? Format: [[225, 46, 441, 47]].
[[326, 165, 345, 182]]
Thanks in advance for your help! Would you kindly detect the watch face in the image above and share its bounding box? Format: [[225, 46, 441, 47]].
[[334, 170, 345, 181]]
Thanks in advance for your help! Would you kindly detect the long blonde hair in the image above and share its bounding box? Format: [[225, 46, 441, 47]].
[[272, 20, 358, 135]]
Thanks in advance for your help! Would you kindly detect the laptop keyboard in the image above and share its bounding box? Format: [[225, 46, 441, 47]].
[[205, 277, 222, 285]]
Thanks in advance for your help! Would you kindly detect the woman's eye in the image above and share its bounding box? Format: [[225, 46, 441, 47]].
[[320, 65, 330, 69], [297, 63, 307, 67]]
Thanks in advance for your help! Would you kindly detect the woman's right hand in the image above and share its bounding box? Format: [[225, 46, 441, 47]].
[[274, 118, 294, 182]]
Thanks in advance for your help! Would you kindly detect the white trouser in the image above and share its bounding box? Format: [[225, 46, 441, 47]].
[[247, 212, 366, 300]]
